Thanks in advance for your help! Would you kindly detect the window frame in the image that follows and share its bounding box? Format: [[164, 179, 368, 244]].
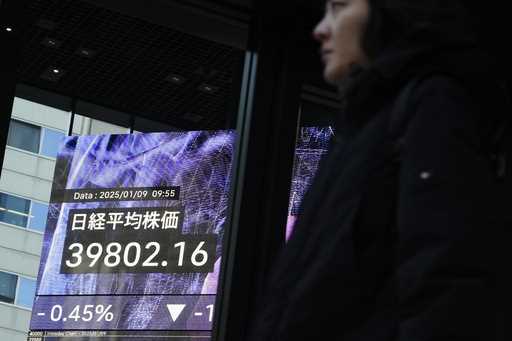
[[0, 269, 37, 310], [39, 125, 66, 158], [15, 275, 38, 309], [27, 200, 49, 233], [0, 191, 31, 228], [0, 191, 48, 234], [6, 118, 41, 154], [0, 270, 18, 305], [7, 117, 67, 160]]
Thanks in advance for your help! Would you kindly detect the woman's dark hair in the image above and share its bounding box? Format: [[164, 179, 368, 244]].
[[361, 0, 477, 60]]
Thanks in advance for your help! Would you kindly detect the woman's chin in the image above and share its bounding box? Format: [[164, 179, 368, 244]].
[[323, 64, 347, 84]]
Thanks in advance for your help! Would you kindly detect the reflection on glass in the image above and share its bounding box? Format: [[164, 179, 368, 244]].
[[0, 272, 17, 304], [29, 202, 49, 232], [40, 128, 66, 158], [0, 192, 30, 227], [16, 277, 37, 308], [286, 127, 334, 240], [7, 120, 41, 153]]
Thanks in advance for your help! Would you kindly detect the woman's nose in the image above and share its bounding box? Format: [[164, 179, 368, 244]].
[[313, 16, 330, 42]]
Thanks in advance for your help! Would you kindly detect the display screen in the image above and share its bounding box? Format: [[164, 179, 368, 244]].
[[286, 127, 334, 240], [28, 131, 236, 340]]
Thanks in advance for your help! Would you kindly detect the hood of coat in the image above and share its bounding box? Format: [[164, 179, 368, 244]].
[[335, 28, 507, 139]]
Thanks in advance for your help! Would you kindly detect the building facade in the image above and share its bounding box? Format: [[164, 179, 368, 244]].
[[0, 97, 129, 340]]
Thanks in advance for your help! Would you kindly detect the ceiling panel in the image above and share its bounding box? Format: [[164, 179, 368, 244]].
[[17, 0, 246, 130]]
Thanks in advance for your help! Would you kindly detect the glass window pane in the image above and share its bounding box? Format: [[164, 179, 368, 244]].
[[40, 128, 66, 158], [0, 192, 30, 213], [0, 272, 17, 304], [285, 99, 337, 241], [7, 119, 41, 153], [0, 193, 30, 227], [0, 211, 28, 227], [28, 202, 49, 232], [15, 277, 37, 308], [286, 126, 333, 240]]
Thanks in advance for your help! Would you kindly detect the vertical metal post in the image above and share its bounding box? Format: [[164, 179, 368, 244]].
[[214, 1, 306, 340], [68, 100, 77, 136], [214, 50, 259, 341]]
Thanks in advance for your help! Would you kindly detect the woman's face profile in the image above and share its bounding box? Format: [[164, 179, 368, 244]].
[[313, 0, 370, 83]]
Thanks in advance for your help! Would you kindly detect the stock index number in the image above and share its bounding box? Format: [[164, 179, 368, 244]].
[[60, 235, 216, 274]]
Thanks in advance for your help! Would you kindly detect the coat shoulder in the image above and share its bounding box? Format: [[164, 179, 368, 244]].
[[399, 73, 503, 149], [410, 74, 476, 110]]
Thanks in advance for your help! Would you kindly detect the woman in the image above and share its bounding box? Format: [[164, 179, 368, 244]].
[[248, 0, 509, 340]]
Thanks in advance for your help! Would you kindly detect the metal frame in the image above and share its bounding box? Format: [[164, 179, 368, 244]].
[[0, 269, 37, 309], [0, 193, 47, 234], [214, 2, 310, 339]]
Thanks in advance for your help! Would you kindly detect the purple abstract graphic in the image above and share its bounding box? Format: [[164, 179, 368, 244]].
[[286, 127, 333, 240], [30, 131, 235, 333]]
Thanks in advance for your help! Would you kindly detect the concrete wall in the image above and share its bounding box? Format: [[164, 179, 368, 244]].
[[12, 97, 70, 131], [73, 113, 130, 135], [0, 221, 41, 340], [0, 303, 31, 341], [0, 148, 55, 202]]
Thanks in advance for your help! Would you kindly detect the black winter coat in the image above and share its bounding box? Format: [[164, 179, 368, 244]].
[[248, 45, 511, 341]]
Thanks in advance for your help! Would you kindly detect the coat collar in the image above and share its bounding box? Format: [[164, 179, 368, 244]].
[[335, 40, 500, 140]]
